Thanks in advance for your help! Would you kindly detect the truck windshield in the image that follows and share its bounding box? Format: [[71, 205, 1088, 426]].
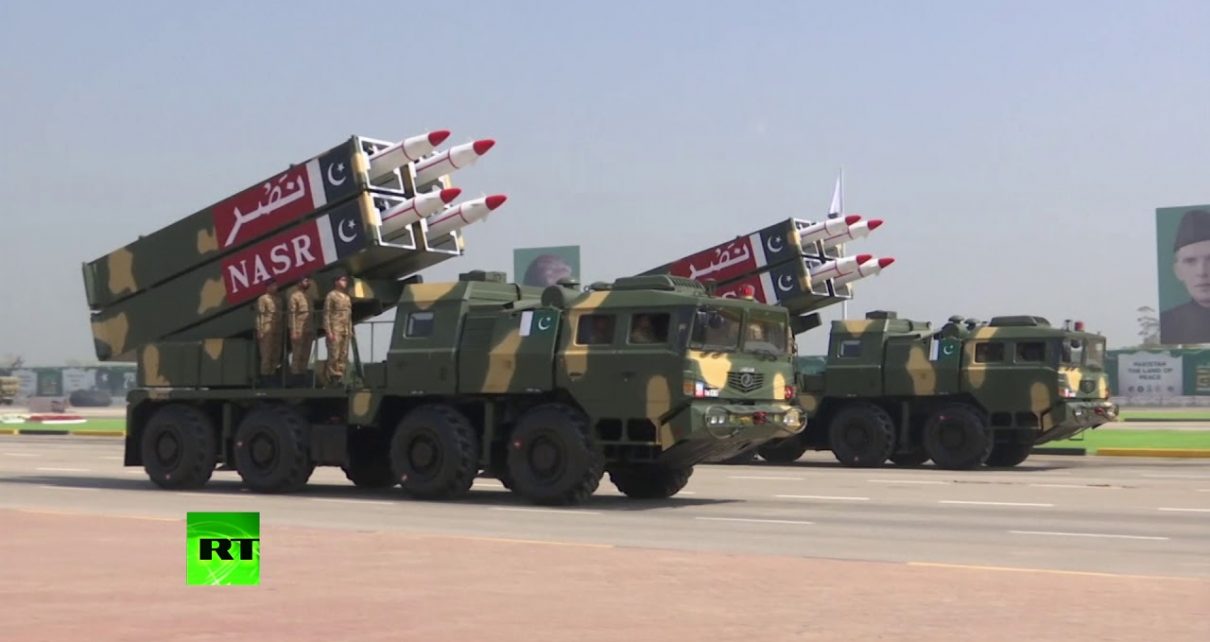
[[1059, 337, 1085, 366], [689, 305, 742, 352], [1085, 339, 1105, 370], [742, 311, 789, 357]]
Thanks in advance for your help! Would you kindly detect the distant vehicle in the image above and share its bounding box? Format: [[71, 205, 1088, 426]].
[[756, 311, 1118, 470]]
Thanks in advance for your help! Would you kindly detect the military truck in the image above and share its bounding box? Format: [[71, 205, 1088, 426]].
[[83, 131, 802, 505], [756, 311, 1118, 470]]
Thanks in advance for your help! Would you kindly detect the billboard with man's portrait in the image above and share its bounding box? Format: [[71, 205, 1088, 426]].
[[1156, 205, 1210, 345], [513, 246, 581, 288]]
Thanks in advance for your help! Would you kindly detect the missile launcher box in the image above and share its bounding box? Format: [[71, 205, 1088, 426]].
[[638, 217, 855, 321], [83, 134, 471, 362]]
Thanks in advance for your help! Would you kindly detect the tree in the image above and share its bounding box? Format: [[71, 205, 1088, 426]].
[[1136, 306, 1160, 346]]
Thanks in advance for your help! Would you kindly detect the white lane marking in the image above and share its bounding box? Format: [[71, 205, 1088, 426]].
[[36, 485, 98, 492], [123, 469, 144, 475], [35, 467, 90, 473], [474, 480, 507, 488], [728, 475, 804, 481], [1157, 507, 1210, 513], [695, 517, 814, 525], [679, 491, 697, 496], [1010, 530, 1169, 541], [776, 494, 870, 502], [309, 498, 394, 507], [1030, 483, 1116, 489], [940, 500, 1054, 507], [489, 507, 601, 516], [1142, 473, 1210, 480], [1197, 489, 1210, 492], [4, 453, 38, 457], [868, 478, 947, 485]]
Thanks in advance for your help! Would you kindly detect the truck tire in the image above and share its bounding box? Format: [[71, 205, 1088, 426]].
[[756, 436, 809, 464], [140, 403, 218, 490], [608, 465, 693, 499], [507, 403, 603, 506], [390, 405, 479, 500], [889, 449, 930, 466], [234, 404, 315, 493], [828, 402, 895, 467], [922, 404, 993, 470], [986, 441, 1033, 467]]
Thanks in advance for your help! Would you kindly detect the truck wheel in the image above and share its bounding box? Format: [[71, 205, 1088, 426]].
[[234, 404, 315, 493], [922, 404, 993, 470], [140, 403, 217, 490], [390, 405, 479, 500], [507, 403, 603, 506], [828, 403, 895, 467], [986, 441, 1033, 467], [756, 436, 809, 464], [608, 465, 693, 499], [889, 449, 930, 466]]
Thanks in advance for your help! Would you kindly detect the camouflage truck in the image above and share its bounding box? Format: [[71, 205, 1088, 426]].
[[755, 311, 1118, 470], [83, 131, 801, 505], [120, 272, 802, 505]]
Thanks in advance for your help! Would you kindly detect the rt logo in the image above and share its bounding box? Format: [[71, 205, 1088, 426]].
[[186, 512, 260, 586]]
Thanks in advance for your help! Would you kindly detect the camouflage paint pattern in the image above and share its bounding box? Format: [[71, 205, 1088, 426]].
[[797, 312, 1117, 446]]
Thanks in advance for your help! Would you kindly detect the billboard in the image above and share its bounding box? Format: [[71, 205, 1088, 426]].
[[513, 246, 581, 288], [1156, 205, 1210, 345], [1116, 351, 1184, 397]]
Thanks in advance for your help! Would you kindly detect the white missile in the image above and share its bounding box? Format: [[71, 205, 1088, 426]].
[[832, 257, 895, 287], [799, 215, 861, 248], [413, 139, 496, 186], [367, 130, 451, 180], [809, 253, 872, 283], [425, 194, 507, 237], [820, 219, 883, 251], [380, 187, 462, 239]]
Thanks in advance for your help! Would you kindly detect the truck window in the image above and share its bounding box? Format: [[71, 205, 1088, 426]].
[[688, 306, 742, 351], [1085, 339, 1104, 369], [405, 311, 435, 338], [838, 339, 862, 358], [974, 342, 1005, 363], [576, 314, 615, 345], [628, 313, 669, 344], [1016, 341, 1046, 363], [1060, 338, 1085, 366], [743, 312, 789, 356]]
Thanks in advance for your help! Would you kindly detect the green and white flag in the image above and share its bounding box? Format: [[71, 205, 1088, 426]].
[[520, 310, 557, 337], [929, 337, 961, 363]]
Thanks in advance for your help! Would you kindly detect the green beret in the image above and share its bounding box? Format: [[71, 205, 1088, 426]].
[[1174, 209, 1210, 252]]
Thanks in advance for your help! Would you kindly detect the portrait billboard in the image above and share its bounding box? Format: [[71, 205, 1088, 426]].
[[513, 246, 581, 288], [1156, 205, 1210, 345]]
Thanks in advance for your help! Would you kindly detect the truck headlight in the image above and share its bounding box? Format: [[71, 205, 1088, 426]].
[[705, 407, 727, 426], [783, 409, 801, 426]]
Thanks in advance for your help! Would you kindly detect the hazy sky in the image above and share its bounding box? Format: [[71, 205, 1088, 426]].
[[2, 0, 1207, 364]]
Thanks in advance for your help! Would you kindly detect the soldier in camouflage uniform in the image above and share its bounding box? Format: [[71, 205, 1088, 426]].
[[254, 278, 283, 381], [287, 276, 315, 379], [324, 274, 353, 385]]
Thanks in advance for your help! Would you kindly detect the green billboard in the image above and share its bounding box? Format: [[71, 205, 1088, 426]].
[[513, 246, 581, 288], [1156, 205, 1210, 345]]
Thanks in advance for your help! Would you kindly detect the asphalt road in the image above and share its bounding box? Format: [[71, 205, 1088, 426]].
[[1, 435, 1208, 578]]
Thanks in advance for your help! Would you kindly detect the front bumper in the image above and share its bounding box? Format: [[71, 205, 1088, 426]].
[[1038, 400, 1119, 444], [662, 402, 803, 467]]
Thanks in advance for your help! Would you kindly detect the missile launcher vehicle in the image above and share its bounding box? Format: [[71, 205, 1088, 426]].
[[755, 311, 1119, 470], [83, 131, 802, 505]]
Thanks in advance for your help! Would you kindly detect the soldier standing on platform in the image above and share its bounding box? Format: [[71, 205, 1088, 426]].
[[324, 274, 354, 385], [288, 276, 315, 382], [255, 278, 283, 384]]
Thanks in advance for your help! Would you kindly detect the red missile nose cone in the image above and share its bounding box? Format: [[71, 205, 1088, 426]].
[[485, 194, 507, 210], [844, 214, 861, 225], [439, 187, 462, 203], [867, 219, 884, 231], [473, 139, 496, 155], [855, 253, 873, 264], [428, 130, 451, 146], [878, 257, 895, 268]]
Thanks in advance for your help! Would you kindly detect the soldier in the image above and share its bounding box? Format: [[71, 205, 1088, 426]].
[[287, 276, 315, 381], [324, 274, 354, 385], [255, 278, 283, 383], [630, 314, 657, 343]]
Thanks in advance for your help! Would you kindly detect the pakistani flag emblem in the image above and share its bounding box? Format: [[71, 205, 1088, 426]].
[[932, 338, 960, 363], [520, 310, 558, 337]]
